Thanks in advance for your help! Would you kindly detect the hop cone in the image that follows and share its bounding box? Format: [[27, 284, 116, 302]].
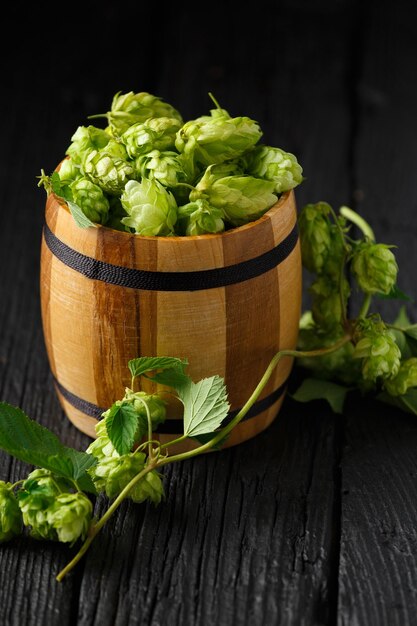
[[89, 453, 147, 500], [192, 174, 276, 227], [122, 391, 167, 432], [0, 482, 22, 542], [132, 470, 164, 505], [310, 275, 350, 332], [122, 117, 182, 158], [105, 91, 183, 135], [298, 202, 333, 274], [121, 179, 177, 236], [175, 106, 262, 167], [177, 199, 225, 235], [70, 177, 110, 224], [242, 145, 303, 193], [353, 320, 401, 382], [17, 470, 72, 540], [84, 151, 135, 196], [58, 158, 81, 186], [384, 358, 417, 396], [46, 493, 92, 543], [66, 125, 110, 165], [135, 150, 188, 188], [86, 418, 119, 460], [352, 242, 398, 295]]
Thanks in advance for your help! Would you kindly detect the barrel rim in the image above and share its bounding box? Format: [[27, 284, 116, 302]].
[[52, 160, 294, 243]]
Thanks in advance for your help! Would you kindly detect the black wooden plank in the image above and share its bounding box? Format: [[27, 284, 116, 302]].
[[339, 399, 417, 626], [338, 1, 417, 624]]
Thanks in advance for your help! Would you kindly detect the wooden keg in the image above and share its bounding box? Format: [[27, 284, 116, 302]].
[[40, 188, 301, 452]]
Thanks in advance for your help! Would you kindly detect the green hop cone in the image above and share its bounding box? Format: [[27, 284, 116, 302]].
[[46, 492, 92, 543], [17, 469, 72, 540], [122, 117, 182, 158], [102, 91, 183, 135], [175, 105, 262, 168], [384, 357, 417, 396], [121, 179, 177, 236], [351, 242, 398, 295], [66, 125, 110, 165], [177, 199, 225, 235], [0, 482, 22, 542], [310, 275, 350, 332], [191, 172, 277, 227], [58, 158, 81, 186], [70, 177, 110, 224], [105, 196, 130, 232], [131, 470, 164, 505], [353, 319, 401, 382], [136, 150, 189, 188], [122, 390, 167, 433], [298, 202, 333, 274], [104, 139, 129, 160], [83, 150, 135, 196], [241, 145, 303, 193], [89, 452, 147, 500]]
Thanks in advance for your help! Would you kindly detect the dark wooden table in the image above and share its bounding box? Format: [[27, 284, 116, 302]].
[[1, 2, 417, 624]]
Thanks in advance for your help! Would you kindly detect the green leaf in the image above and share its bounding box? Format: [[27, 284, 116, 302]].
[[290, 378, 350, 414], [0, 403, 97, 493], [105, 403, 139, 455], [128, 356, 188, 379], [51, 171, 63, 196], [377, 389, 417, 416], [389, 328, 413, 359], [67, 200, 97, 229], [179, 376, 230, 437], [393, 305, 411, 328], [376, 284, 413, 302], [144, 367, 191, 390]]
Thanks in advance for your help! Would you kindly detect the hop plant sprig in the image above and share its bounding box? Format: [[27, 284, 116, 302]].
[[292, 201, 415, 414]]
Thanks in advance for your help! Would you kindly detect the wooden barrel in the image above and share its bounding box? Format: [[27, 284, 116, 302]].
[[40, 189, 301, 453]]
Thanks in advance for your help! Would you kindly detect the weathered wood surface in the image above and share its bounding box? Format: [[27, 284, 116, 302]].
[[0, 1, 416, 624]]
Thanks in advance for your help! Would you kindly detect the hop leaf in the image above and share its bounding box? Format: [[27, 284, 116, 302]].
[[351, 242, 398, 295], [242, 145, 303, 193], [121, 179, 177, 236], [0, 482, 22, 542]]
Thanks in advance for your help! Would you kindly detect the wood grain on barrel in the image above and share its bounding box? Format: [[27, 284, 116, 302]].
[[40, 191, 300, 450]]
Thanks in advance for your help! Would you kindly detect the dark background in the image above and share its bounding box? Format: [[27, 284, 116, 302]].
[[1, 1, 417, 625]]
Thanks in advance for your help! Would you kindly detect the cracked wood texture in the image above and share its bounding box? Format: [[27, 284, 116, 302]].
[[0, 1, 416, 624]]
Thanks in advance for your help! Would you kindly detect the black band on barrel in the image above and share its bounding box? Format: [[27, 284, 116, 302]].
[[43, 222, 298, 292], [53, 376, 288, 433]]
